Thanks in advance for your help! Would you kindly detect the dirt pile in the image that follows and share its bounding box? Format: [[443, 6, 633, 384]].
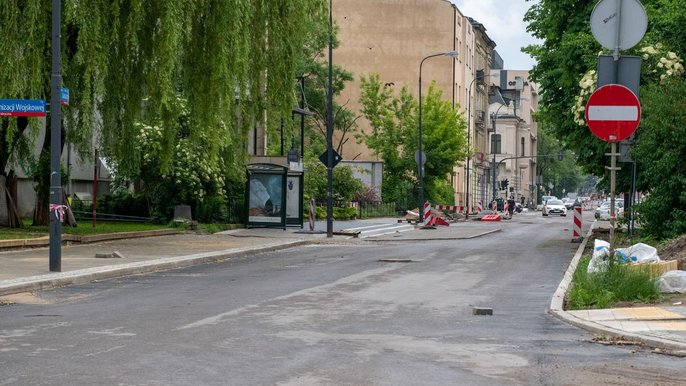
[[658, 234, 686, 270]]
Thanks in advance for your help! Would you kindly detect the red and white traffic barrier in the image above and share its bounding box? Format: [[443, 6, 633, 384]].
[[477, 200, 483, 213], [423, 201, 432, 225], [309, 199, 315, 231], [572, 205, 582, 241], [432, 204, 464, 212]]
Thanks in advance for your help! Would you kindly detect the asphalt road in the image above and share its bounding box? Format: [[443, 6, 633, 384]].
[[1, 211, 685, 385]]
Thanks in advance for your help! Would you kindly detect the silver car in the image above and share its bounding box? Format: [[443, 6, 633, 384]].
[[543, 199, 567, 216], [595, 200, 624, 220]]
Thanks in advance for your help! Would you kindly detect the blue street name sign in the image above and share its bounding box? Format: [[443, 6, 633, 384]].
[[60, 87, 70, 105], [0, 99, 47, 117]]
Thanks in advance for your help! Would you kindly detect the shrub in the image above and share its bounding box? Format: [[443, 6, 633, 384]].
[[98, 191, 149, 217], [567, 256, 661, 309], [196, 195, 229, 223]]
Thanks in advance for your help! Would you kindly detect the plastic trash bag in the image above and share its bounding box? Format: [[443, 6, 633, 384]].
[[617, 243, 659, 264], [588, 240, 660, 273], [588, 239, 611, 273], [659, 270, 686, 293]]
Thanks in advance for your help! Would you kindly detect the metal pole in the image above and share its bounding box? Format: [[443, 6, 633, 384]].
[[326, 0, 334, 237], [418, 61, 424, 221], [609, 0, 623, 256], [490, 103, 505, 202], [465, 77, 475, 219], [491, 114, 500, 201], [92, 149, 98, 228], [416, 52, 456, 221], [299, 76, 305, 162], [49, 0, 62, 272], [609, 142, 617, 257], [636, 159, 640, 232]]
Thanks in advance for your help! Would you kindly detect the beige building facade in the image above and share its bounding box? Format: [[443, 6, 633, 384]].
[[489, 70, 539, 206], [332, 0, 534, 211]]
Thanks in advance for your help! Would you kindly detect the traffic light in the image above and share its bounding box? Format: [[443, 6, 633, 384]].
[[500, 179, 509, 190]]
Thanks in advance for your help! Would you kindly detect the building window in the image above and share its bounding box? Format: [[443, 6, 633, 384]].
[[521, 137, 525, 156], [491, 134, 501, 154]]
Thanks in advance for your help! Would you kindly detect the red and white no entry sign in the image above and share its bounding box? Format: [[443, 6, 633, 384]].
[[585, 84, 641, 142]]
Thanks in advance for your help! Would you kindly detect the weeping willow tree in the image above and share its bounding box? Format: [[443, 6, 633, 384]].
[[0, 0, 326, 225]]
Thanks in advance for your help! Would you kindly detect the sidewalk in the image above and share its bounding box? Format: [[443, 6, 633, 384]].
[[550, 225, 686, 352], [2, 217, 685, 352]]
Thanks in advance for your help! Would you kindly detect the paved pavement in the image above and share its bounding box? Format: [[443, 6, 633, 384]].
[[1, 215, 685, 352]]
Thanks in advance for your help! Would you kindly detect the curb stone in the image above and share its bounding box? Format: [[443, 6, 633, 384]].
[[0, 240, 310, 297]]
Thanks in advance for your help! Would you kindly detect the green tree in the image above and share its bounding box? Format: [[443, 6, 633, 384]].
[[0, 1, 326, 225], [524, 0, 686, 238], [291, 18, 357, 160], [632, 78, 686, 239], [303, 159, 363, 203], [536, 126, 583, 200], [358, 73, 468, 208]]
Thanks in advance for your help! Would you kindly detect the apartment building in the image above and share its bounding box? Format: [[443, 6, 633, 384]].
[[332, 0, 534, 210], [488, 70, 539, 206]]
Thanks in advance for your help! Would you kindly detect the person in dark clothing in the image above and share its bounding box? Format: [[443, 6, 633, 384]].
[[507, 195, 516, 219]]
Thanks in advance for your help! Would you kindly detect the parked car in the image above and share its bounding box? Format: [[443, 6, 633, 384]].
[[562, 197, 575, 209], [595, 200, 624, 220], [543, 199, 567, 216]]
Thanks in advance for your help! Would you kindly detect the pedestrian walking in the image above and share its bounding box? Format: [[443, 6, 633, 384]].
[[507, 195, 516, 219]]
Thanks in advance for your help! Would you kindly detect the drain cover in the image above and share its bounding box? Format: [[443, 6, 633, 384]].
[[472, 307, 493, 315]]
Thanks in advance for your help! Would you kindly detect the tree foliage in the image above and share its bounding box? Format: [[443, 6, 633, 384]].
[[536, 125, 583, 200], [358, 73, 468, 207], [303, 159, 363, 203], [524, 0, 686, 238], [292, 19, 357, 160], [632, 78, 686, 238], [1, 0, 327, 223]]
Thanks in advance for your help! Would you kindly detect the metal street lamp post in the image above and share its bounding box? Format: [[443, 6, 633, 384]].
[[465, 70, 497, 219], [326, 0, 334, 237], [50, 0, 62, 271], [418, 50, 458, 222], [491, 103, 506, 202]]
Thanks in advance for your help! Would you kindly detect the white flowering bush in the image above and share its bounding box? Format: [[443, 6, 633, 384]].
[[640, 43, 685, 83], [572, 43, 684, 127], [136, 122, 226, 205], [572, 69, 597, 126]]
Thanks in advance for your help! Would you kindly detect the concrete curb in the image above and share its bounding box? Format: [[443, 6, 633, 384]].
[[0, 240, 310, 297], [0, 229, 180, 250], [369, 228, 502, 241], [548, 222, 686, 351]]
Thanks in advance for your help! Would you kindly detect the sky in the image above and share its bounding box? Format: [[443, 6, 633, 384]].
[[451, 0, 541, 70]]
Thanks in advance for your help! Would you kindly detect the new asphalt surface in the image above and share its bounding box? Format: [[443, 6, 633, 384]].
[[1, 217, 685, 352]]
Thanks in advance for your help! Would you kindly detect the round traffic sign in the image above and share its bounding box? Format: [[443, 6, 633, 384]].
[[590, 0, 647, 51], [414, 150, 426, 166], [585, 84, 640, 142]]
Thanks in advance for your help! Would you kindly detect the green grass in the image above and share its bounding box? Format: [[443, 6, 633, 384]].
[[0, 221, 172, 240], [567, 256, 662, 309]]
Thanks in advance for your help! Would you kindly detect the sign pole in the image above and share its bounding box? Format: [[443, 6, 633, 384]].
[[49, 0, 62, 272], [609, 0, 623, 258], [609, 142, 618, 257]]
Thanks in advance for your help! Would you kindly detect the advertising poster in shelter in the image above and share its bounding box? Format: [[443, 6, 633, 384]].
[[248, 173, 284, 223]]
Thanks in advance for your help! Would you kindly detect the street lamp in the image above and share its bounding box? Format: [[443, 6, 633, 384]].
[[491, 103, 507, 202], [418, 50, 458, 222], [465, 70, 498, 218]]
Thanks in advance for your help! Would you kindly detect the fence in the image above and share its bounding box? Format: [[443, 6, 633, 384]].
[[313, 200, 398, 219], [69, 195, 246, 224]]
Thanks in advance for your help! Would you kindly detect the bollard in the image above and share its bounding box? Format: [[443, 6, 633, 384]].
[[572, 205, 583, 242], [309, 199, 315, 231]]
